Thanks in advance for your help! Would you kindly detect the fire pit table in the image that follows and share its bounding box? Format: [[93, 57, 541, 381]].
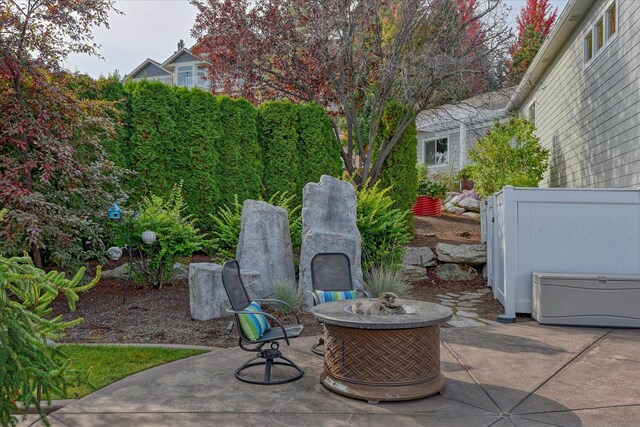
[[311, 298, 452, 403]]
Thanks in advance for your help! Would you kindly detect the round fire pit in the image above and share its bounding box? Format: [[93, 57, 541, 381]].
[[311, 299, 452, 403]]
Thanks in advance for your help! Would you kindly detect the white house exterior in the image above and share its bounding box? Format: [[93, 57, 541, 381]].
[[508, 0, 639, 188], [124, 48, 212, 90], [415, 89, 512, 176]]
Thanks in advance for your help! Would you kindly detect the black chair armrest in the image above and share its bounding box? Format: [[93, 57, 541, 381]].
[[254, 298, 301, 324]]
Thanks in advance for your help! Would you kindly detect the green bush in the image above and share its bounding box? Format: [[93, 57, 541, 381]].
[[356, 182, 413, 272], [363, 264, 412, 298], [0, 246, 98, 426], [296, 103, 343, 191], [432, 166, 459, 192], [469, 117, 549, 198], [259, 101, 300, 199], [416, 178, 447, 199], [377, 102, 418, 215], [126, 80, 178, 201], [217, 96, 263, 206], [128, 183, 205, 288], [173, 88, 221, 232], [456, 164, 473, 180]]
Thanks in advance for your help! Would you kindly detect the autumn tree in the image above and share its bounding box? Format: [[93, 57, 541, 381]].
[[508, 0, 557, 84], [191, 0, 511, 188], [0, 0, 123, 268]]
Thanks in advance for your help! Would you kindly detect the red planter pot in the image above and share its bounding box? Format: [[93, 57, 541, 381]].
[[412, 196, 442, 217]]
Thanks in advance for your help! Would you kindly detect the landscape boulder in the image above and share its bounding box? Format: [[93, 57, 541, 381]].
[[435, 263, 478, 281], [444, 192, 460, 205], [403, 246, 437, 268], [457, 197, 481, 212], [462, 211, 481, 222], [446, 205, 466, 215], [189, 263, 262, 321], [299, 175, 363, 307], [236, 200, 295, 297], [435, 243, 487, 266]]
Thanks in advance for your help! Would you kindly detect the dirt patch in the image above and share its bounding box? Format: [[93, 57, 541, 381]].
[[411, 212, 481, 249], [51, 276, 323, 348]]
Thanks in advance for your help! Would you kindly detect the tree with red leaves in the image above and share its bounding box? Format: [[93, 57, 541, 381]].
[[0, 1, 124, 268], [191, 0, 511, 188], [508, 0, 557, 84]]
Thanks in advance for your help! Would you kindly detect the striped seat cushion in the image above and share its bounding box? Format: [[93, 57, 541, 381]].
[[238, 301, 270, 341], [313, 290, 357, 304]]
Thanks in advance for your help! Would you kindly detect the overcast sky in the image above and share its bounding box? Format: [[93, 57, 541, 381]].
[[65, 0, 569, 78]]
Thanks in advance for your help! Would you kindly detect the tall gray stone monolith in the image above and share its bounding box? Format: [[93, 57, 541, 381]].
[[236, 200, 296, 297], [299, 175, 363, 307]]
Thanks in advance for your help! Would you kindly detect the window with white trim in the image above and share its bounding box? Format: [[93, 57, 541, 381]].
[[584, 1, 618, 65], [424, 137, 448, 166], [528, 101, 536, 126], [177, 65, 193, 87]]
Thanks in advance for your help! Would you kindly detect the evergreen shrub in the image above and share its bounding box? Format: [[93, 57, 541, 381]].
[[377, 102, 418, 215], [259, 101, 300, 199]]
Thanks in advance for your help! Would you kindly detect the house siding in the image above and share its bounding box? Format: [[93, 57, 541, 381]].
[[171, 51, 197, 63], [130, 62, 172, 79], [519, 0, 640, 188]]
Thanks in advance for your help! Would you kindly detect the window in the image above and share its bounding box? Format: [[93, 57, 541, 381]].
[[584, 1, 618, 65], [196, 66, 209, 89], [424, 138, 448, 166], [584, 31, 593, 63], [595, 18, 604, 51], [177, 65, 193, 87], [606, 3, 616, 38], [528, 101, 536, 125]]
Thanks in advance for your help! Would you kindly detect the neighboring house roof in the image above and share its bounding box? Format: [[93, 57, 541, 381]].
[[162, 48, 200, 68], [125, 58, 172, 81], [506, 0, 595, 111], [416, 88, 514, 132]]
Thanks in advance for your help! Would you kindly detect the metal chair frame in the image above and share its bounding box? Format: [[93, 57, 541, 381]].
[[309, 252, 368, 356], [221, 260, 304, 385]]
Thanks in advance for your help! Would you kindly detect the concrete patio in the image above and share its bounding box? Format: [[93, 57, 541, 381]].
[[20, 323, 640, 426]]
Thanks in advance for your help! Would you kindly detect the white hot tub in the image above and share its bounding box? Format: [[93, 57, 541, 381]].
[[532, 272, 640, 328]]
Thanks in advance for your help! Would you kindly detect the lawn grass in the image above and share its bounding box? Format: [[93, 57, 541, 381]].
[[52, 345, 208, 399]]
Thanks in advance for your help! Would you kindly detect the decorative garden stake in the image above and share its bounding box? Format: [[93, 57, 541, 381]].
[[108, 204, 135, 305]]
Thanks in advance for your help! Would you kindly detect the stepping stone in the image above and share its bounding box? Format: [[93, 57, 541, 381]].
[[479, 288, 492, 294], [446, 293, 460, 297], [457, 310, 479, 318], [440, 300, 456, 307], [457, 301, 478, 308], [459, 293, 482, 301], [447, 317, 485, 327], [436, 294, 452, 299]]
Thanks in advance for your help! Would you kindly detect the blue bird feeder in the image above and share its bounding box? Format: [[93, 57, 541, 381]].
[[108, 202, 122, 220]]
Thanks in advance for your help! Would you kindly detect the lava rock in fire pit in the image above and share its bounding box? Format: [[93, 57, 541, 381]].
[[352, 292, 406, 315]]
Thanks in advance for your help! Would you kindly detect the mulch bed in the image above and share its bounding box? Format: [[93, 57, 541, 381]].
[[51, 212, 527, 347]]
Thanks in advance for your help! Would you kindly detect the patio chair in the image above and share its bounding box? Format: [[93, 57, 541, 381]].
[[310, 252, 367, 356], [221, 260, 304, 385]]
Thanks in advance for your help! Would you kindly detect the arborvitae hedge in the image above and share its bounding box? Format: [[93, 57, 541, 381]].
[[259, 101, 300, 199], [174, 88, 221, 231], [127, 80, 178, 199], [377, 101, 418, 215], [217, 96, 262, 206], [296, 103, 343, 191]]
